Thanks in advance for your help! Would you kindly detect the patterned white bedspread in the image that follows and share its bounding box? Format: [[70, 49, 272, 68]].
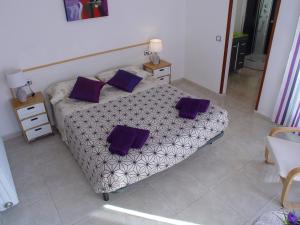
[[64, 85, 229, 193]]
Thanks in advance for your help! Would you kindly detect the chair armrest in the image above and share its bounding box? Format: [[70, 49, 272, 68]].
[[269, 127, 300, 137], [285, 167, 300, 184]]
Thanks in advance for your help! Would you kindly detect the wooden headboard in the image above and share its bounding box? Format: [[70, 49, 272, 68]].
[[23, 41, 149, 73]]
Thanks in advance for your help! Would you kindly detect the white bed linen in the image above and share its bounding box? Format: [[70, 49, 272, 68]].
[[53, 76, 161, 141]]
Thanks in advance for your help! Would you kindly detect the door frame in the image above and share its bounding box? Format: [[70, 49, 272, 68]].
[[219, 0, 282, 111]]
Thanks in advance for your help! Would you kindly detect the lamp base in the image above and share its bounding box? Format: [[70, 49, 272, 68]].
[[16, 87, 27, 103], [150, 53, 160, 65]]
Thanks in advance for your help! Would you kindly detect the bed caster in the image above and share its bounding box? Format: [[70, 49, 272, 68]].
[[103, 193, 109, 201]]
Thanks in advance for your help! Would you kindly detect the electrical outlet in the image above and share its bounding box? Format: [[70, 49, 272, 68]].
[[144, 50, 151, 56], [216, 35, 222, 42]]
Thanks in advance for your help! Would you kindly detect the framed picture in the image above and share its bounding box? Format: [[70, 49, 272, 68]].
[[64, 0, 109, 22]]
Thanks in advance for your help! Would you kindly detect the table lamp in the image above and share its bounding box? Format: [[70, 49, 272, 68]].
[[149, 39, 163, 65], [6, 71, 28, 102]]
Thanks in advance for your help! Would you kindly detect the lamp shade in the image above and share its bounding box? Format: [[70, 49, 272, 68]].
[[149, 39, 163, 53], [6, 71, 26, 88]]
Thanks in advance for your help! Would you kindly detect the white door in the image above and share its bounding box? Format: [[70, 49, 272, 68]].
[[185, 0, 229, 93]]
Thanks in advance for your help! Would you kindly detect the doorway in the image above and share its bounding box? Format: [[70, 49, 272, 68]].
[[220, 0, 281, 110]]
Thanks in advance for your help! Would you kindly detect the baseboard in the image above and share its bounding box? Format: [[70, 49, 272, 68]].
[[171, 78, 185, 84], [2, 131, 22, 141], [176, 78, 222, 96], [254, 110, 273, 123]]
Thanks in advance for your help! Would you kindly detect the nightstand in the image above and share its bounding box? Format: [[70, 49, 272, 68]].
[[143, 60, 172, 85], [11, 92, 53, 142]]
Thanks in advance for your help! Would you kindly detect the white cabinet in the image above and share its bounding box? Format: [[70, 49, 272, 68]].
[[16, 103, 46, 120], [21, 113, 49, 131], [143, 60, 172, 85], [11, 92, 52, 142], [153, 67, 171, 77], [156, 76, 170, 85], [25, 124, 52, 141]]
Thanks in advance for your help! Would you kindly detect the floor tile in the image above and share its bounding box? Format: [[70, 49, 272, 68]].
[[73, 207, 164, 225], [1, 194, 62, 225], [175, 190, 246, 225], [109, 184, 175, 218], [50, 179, 101, 225], [211, 169, 279, 219], [244, 198, 282, 225], [148, 168, 207, 213], [13, 173, 49, 205], [177, 147, 239, 189]]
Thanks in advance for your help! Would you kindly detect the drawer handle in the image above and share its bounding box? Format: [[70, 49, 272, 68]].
[[160, 78, 164, 80], [35, 128, 42, 131], [159, 69, 165, 71], [239, 62, 244, 64], [241, 43, 247, 46], [31, 118, 38, 122], [27, 106, 35, 110], [240, 53, 245, 55], [232, 45, 237, 48]]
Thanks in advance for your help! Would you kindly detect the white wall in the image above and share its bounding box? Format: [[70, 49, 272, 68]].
[[257, 0, 300, 118], [185, 0, 229, 93], [0, 0, 186, 138], [234, 0, 248, 32]]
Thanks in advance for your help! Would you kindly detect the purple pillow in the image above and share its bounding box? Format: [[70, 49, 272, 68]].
[[69, 77, 106, 103], [107, 70, 142, 92]]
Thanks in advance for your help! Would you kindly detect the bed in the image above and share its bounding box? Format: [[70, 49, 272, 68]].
[[48, 66, 229, 201]]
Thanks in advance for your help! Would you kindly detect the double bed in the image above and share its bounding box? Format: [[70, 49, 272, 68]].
[[48, 66, 229, 201]]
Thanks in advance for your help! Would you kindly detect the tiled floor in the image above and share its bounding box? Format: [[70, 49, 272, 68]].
[[1, 77, 298, 225], [227, 68, 262, 110]]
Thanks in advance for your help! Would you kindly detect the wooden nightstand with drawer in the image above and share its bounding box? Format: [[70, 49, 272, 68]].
[[11, 92, 53, 142], [143, 60, 172, 85]]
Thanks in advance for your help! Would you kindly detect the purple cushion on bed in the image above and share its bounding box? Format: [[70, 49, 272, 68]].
[[108, 126, 137, 156], [176, 98, 210, 113], [107, 125, 150, 149], [69, 77, 106, 103], [107, 70, 142, 92]]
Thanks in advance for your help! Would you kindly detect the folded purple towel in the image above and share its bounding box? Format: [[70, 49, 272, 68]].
[[108, 126, 137, 156], [179, 109, 199, 119], [131, 128, 150, 149], [176, 98, 210, 119], [176, 98, 210, 112], [107, 125, 150, 156]]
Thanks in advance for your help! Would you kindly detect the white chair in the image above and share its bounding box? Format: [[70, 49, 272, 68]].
[[265, 127, 300, 209]]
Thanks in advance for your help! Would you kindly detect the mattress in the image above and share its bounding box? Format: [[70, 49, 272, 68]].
[[64, 85, 229, 193]]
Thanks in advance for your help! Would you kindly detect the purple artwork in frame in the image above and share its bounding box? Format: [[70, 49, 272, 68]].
[[64, 0, 109, 22]]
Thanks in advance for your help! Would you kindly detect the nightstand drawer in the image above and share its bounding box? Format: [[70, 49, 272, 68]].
[[21, 113, 49, 130], [17, 103, 46, 120], [156, 75, 170, 85], [153, 67, 171, 77], [25, 124, 52, 141]]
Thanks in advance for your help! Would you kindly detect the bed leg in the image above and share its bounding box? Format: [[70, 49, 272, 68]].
[[103, 193, 109, 201]]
